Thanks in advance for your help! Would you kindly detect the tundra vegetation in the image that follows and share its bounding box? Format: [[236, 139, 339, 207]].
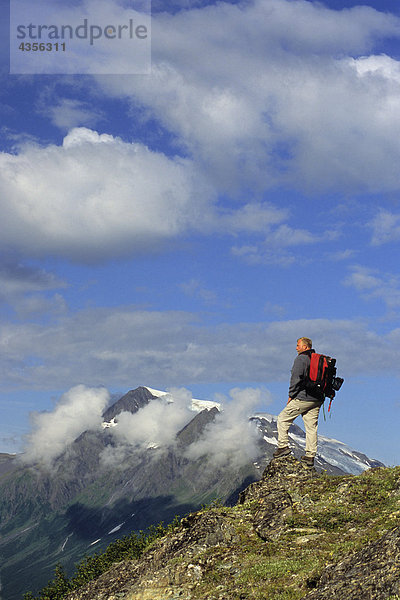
[[23, 459, 400, 600]]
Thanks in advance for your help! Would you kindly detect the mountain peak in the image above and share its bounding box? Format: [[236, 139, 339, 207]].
[[102, 386, 155, 422]]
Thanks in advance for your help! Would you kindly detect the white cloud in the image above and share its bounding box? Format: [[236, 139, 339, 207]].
[[0, 127, 213, 261], [343, 265, 400, 311], [0, 125, 330, 263], [18, 383, 266, 474], [95, 0, 400, 195], [11, 0, 151, 75], [230, 223, 327, 265], [231, 243, 296, 266], [99, 443, 132, 470], [101, 386, 270, 472], [329, 249, 357, 261], [45, 99, 104, 130], [22, 385, 110, 467], [1, 307, 400, 392], [343, 265, 382, 291], [184, 387, 269, 469], [214, 203, 289, 234], [108, 387, 193, 449], [350, 54, 400, 81], [370, 210, 400, 245], [5, 0, 399, 267], [3, 1, 400, 266]]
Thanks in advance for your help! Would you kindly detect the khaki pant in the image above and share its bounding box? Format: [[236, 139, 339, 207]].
[[277, 398, 322, 458]]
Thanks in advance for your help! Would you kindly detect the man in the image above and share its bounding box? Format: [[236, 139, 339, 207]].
[[273, 337, 325, 467]]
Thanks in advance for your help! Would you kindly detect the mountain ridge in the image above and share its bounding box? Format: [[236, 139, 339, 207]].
[[0, 386, 385, 599]]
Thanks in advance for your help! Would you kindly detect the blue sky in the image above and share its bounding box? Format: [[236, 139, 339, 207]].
[[0, 0, 400, 466]]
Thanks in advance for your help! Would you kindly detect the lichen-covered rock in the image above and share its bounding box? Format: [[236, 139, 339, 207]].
[[239, 454, 318, 541], [239, 454, 318, 504]]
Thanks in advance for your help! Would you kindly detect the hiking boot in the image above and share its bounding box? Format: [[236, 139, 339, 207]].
[[273, 447, 291, 459], [301, 455, 314, 468]]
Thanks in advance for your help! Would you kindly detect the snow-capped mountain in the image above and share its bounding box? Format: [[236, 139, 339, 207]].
[[103, 386, 382, 476], [0, 386, 384, 600], [144, 386, 222, 412]]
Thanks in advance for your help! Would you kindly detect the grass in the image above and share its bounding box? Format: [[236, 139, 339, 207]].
[[187, 465, 400, 599], [24, 465, 400, 600]]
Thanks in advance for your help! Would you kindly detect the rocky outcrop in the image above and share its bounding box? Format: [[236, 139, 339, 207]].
[[61, 456, 400, 600], [239, 455, 318, 540], [67, 510, 241, 600]]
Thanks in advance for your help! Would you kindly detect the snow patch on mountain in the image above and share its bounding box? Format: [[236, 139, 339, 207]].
[[253, 413, 274, 423], [108, 522, 124, 535], [191, 398, 221, 412], [145, 386, 221, 413], [102, 417, 117, 429], [263, 434, 278, 446], [145, 387, 168, 398]]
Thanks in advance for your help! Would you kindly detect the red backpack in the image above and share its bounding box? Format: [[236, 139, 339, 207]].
[[307, 353, 344, 411]]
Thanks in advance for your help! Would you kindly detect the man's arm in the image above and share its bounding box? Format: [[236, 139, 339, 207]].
[[288, 355, 308, 398]]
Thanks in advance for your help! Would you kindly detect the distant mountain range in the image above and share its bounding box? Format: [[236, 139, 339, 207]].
[[0, 386, 383, 600]]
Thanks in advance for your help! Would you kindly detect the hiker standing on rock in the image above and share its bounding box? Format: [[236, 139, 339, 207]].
[[273, 337, 325, 467]]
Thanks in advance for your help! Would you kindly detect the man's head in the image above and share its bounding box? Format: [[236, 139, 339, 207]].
[[296, 337, 312, 354]]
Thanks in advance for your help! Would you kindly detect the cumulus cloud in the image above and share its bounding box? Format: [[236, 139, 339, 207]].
[[22, 385, 110, 467], [96, 0, 400, 195], [350, 54, 400, 81], [0, 127, 213, 262], [184, 387, 269, 469], [4, 3, 399, 264], [0, 126, 303, 263]]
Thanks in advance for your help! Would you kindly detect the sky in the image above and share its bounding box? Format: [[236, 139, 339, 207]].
[[0, 0, 400, 467]]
